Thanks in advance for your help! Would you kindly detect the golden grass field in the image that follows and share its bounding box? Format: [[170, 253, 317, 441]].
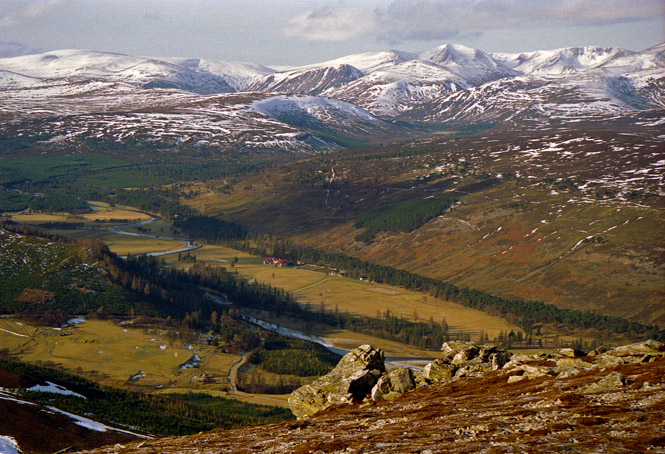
[[102, 234, 188, 256], [4, 202, 151, 225], [166, 244, 520, 340], [0, 317, 239, 391], [156, 387, 291, 408]]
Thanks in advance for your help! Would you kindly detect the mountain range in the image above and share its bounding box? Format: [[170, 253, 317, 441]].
[[0, 42, 663, 153]]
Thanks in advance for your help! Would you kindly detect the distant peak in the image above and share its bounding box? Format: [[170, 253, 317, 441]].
[[420, 43, 491, 66]]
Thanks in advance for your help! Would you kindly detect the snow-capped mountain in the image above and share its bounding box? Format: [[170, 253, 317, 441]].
[[0, 50, 236, 94], [248, 64, 364, 95], [252, 44, 517, 116], [391, 44, 665, 126], [492, 46, 633, 75], [314, 50, 417, 74], [0, 50, 279, 94], [0, 42, 663, 154], [600, 42, 665, 73], [420, 44, 516, 84], [399, 73, 633, 126], [163, 58, 274, 91]]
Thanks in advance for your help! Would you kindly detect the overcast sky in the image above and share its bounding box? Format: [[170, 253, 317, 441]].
[[1, 0, 663, 65]]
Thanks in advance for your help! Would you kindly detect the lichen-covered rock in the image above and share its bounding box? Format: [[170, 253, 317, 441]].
[[556, 366, 582, 379], [594, 354, 625, 366], [512, 364, 555, 380], [371, 368, 415, 401], [587, 345, 610, 357], [559, 348, 586, 357], [455, 362, 492, 378], [507, 374, 526, 384], [605, 340, 664, 357], [419, 359, 457, 384], [478, 345, 498, 359], [490, 351, 511, 371], [289, 344, 385, 419], [441, 341, 479, 362], [584, 371, 627, 393], [554, 357, 595, 379], [556, 358, 594, 369]]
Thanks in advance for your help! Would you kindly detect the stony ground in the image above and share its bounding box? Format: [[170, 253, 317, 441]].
[[82, 355, 665, 454]]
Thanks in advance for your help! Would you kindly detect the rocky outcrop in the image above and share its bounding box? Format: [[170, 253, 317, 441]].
[[371, 367, 415, 401], [584, 371, 627, 393], [81, 341, 665, 454], [504, 340, 665, 382], [420, 360, 457, 384], [417, 341, 512, 385], [288, 344, 385, 419], [290, 340, 516, 418], [290, 339, 665, 420]]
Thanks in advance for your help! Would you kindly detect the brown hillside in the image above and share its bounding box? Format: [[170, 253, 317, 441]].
[[81, 356, 665, 453]]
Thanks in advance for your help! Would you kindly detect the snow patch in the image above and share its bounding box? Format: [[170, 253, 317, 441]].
[[46, 406, 152, 438], [180, 354, 201, 369], [66, 317, 86, 326], [128, 371, 145, 382], [27, 381, 86, 399], [0, 436, 21, 454], [252, 95, 377, 121]]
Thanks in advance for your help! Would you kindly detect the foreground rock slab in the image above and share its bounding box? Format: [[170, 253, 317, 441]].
[[288, 344, 385, 419]]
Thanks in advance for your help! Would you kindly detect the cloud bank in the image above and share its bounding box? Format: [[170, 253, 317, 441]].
[[285, 0, 665, 43], [283, 6, 375, 42], [0, 0, 63, 27]]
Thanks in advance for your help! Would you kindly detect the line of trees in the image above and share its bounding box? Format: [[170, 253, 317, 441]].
[[174, 215, 247, 242]]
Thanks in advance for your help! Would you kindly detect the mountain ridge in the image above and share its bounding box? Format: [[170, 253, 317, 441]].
[[0, 42, 662, 153]]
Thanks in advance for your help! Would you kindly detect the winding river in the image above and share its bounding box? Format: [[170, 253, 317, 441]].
[[108, 214, 437, 368]]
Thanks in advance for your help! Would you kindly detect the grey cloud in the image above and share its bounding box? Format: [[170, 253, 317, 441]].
[[375, 0, 665, 34], [142, 13, 161, 21], [0, 41, 43, 57], [284, 0, 663, 45], [283, 5, 376, 42], [0, 0, 64, 27]]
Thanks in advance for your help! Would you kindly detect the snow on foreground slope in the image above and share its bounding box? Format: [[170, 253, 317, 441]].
[[0, 388, 150, 453], [0, 436, 20, 454], [250, 95, 412, 140]]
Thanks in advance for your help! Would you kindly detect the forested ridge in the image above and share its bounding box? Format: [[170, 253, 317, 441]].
[[354, 198, 456, 243]]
